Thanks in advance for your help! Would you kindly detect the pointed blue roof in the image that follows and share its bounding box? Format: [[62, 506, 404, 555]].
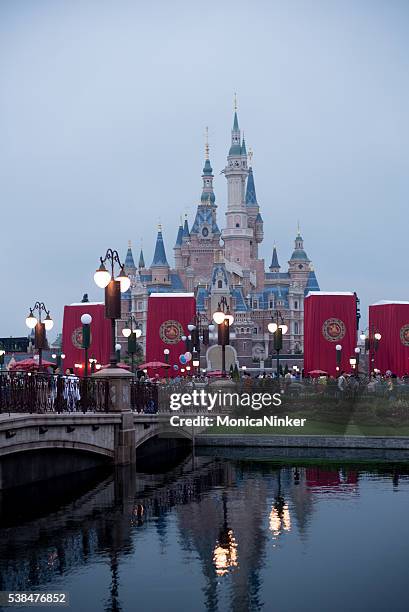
[[233, 111, 239, 131], [182, 218, 190, 240], [151, 230, 169, 267], [304, 270, 320, 296], [246, 167, 257, 205], [203, 158, 213, 176], [124, 244, 135, 270], [175, 224, 183, 247], [138, 249, 145, 268], [241, 137, 247, 155], [270, 246, 280, 270]]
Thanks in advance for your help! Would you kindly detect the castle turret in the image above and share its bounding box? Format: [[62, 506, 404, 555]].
[[269, 245, 280, 273], [138, 248, 146, 270], [288, 226, 312, 284], [150, 226, 170, 284], [124, 240, 136, 276], [222, 99, 252, 270], [174, 222, 183, 269], [190, 131, 220, 241]]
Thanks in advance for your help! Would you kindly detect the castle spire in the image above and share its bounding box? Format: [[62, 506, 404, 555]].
[[229, 94, 241, 156], [245, 166, 257, 206], [269, 245, 280, 272], [124, 240, 136, 274], [138, 248, 145, 269], [151, 226, 169, 267], [182, 215, 190, 241]]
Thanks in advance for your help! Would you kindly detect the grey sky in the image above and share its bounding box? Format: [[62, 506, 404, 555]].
[[1, 0, 408, 336]]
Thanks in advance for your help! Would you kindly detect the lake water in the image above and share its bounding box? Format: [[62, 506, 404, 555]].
[[0, 449, 408, 612]]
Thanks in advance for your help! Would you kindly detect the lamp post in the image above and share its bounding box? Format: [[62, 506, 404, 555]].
[[25, 302, 54, 368], [122, 316, 142, 374], [335, 344, 342, 373], [361, 327, 382, 374], [51, 351, 66, 371], [0, 347, 5, 372], [115, 343, 122, 364], [349, 357, 357, 372], [89, 358, 97, 374], [212, 297, 234, 377], [186, 312, 212, 371], [81, 313, 92, 377], [354, 346, 361, 374], [163, 348, 170, 379], [94, 249, 130, 368], [267, 311, 288, 379]]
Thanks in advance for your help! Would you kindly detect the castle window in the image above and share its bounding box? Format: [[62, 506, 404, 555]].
[[217, 280, 222, 289], [235, 223, 240, 228], [294, 300, 298, 309], [253, 299, 258, 309], [269, 300, 273, 309], [294, 322, 299, 334], [253, 327, 258, 335]]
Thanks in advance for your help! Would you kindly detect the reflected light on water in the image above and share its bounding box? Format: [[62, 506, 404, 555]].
[[269, 503, 291, 537], [213, 529, 238, 576]]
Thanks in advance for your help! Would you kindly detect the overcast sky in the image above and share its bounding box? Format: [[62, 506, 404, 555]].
[[1, 0, 408, 337]]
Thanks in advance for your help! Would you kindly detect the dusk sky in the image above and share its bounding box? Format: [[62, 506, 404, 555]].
[[1, 0, 408, 336]]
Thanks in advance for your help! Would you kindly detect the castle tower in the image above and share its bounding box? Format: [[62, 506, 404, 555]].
[[124, 240, 136, 277], [245, 155, 263, 258], [150, 225, 170, 285], [222, 100, 253, 270], [173, 221, 183, 270], [288, 226, 311, 282], [269, 245, 280, 273], [138, 247, 146, 270]]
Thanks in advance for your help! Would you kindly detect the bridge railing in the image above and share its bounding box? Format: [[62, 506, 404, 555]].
[[0, 372, 110, 414]]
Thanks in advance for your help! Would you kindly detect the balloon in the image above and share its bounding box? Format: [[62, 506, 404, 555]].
[[179, 354, 187, 364], [184, 352, 192, 362], [173, 364, 179, 370]]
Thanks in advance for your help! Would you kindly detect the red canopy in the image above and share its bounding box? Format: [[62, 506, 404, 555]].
[[308, 369, 328, 377], [138, 361, 171, 369], [9, 358, 55, 371], [100, 362, 131, 371]]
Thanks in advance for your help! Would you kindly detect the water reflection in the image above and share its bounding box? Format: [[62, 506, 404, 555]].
[[0, 451, 408, 612]]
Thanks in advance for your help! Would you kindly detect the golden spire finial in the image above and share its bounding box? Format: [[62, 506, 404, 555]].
[[248, 147, 253, 166], [205, 126, 209, 160], [234, 92, 238, 112]]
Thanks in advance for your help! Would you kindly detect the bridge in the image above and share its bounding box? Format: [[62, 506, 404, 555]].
[[0, 410, 198, 487]]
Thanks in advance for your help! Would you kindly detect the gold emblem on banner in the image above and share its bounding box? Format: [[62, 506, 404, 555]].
[[322, 318, 346, 342], [71, 327, 91, 349], [159, 320, 183, 344], [400, 324, 409, 346]]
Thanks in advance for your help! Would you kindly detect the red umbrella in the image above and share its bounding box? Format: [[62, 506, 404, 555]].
[[307, 369, 328, 377], [206, 370, 223, 378], [138, 361, 171, 369], [9, 358, 55, 371], [100, 362, 131, 371]]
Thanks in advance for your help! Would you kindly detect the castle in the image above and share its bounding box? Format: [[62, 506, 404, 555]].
[[119, 106, 320, 368]]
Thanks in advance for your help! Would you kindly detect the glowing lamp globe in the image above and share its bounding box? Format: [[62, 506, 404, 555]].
[[279, 324, 288, 335], [213, 310, 225, 325], [268, 322, 278, 334], [187, 324, 196, 332], [116, 267, 131, 293], [26, 312, 37, 329], [80, 313, 92, 325], [135, 328, 142, 338], [360, 333, 366, 341], [94, 263, 111, 288], [115, 343, 121, 352], [122, 327, 132, 338], [335, 344, 342, 351], [374, 332, 382, 341], [226, 313, 234, 326]]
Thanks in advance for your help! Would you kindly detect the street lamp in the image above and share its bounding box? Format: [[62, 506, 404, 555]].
[[81, 313, 92, 377], [115, 343, 122, 364], [51, 351, 66, 370], [349, 357, 357, 371], [163, 348, 170, 379], [122, 315, 142, 374], [212, 297, 234, 377], [94, 249, 130, 368], [25, 302, 54, 367], [335, 344, 342, 372], [89, 357, 97, 374], [268, 311, 288, 378], [361, 327, 382, 373]]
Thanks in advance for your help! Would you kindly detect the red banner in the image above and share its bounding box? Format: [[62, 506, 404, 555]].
[[62, 303, 111, 375], [146, 293, 196, 377], [369, 302, 409, 376], [304, 292, 357, 376]]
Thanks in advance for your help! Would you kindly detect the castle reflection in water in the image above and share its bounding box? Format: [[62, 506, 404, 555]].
[[0, 450, 407, 612]]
